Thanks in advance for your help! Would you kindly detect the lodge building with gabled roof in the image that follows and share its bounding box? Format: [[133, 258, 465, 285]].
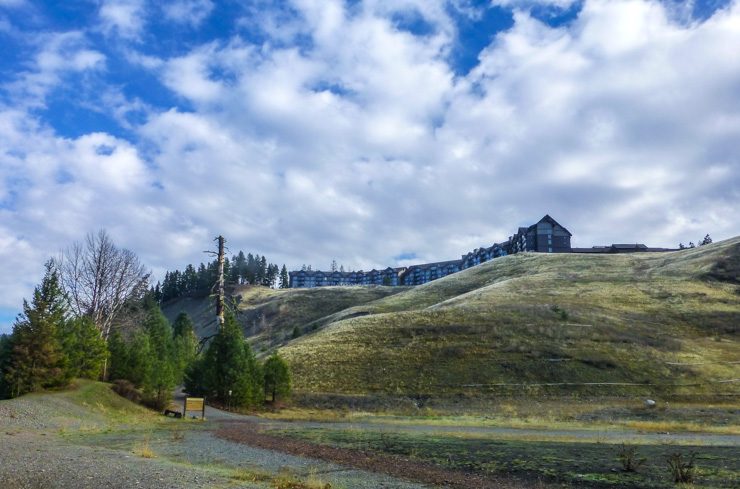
[[288, 215, 676, 288]]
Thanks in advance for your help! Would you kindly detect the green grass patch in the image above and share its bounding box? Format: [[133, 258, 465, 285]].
[[268, 426, 740, 488]]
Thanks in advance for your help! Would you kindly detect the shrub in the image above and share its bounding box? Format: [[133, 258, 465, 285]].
[[667, 451, 696, 483], [617, 444, 646, 472], [292, 326, 302, 339], [112, 379, 141, 403]]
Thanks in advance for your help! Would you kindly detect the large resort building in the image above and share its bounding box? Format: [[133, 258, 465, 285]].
[[289, 215, 676, 288]]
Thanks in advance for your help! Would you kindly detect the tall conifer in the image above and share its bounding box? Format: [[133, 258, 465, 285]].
[[5, 261, 68, 396]]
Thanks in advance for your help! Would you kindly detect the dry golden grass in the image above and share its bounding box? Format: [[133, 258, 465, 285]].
[[279, 238, 740, 400], [132, 438, 156, 458]]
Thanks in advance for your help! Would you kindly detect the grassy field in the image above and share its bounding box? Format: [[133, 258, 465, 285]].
[[268, 425, 739, 488], [262, 398, 740, 435], [276, 238, 739, 399]]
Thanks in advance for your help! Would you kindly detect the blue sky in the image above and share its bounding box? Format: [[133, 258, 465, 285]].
[[1, 0, 739, 333]]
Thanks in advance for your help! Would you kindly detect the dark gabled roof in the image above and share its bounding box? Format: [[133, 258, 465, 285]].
[[612, 244, 648, 249], [527, 215, 572, 236]]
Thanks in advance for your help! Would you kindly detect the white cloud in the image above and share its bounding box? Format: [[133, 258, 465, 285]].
[[99, 0, 147, 39], [1, 0, 740, 331], [3, 31, 105, 108], [0, 0, 27, 7], [491, 0, 580, 8], [162, 0, 214, 27]]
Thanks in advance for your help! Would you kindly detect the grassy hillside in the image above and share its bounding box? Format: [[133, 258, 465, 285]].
[[163, 284, 406, 352], [0, 380, 157, 432], [278, 238, 740, 399]]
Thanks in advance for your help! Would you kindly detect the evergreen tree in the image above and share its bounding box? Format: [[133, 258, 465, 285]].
[[246, 253, 257, 284], [235, 251, 247, 284], [172, 312, 198, 383], [263, 354, 291, 402], [183, 354, 208, 397], [125, 330, 153, 388], [4, 261, 68, 397], [196, 263, 209, 293], [700, 234, 712, 246], [266, 263, 279, 288], [0, 334, 13, 399], [224, 257, 232, 284], [59, 316, 108, 380], [256, 255, 267, 285], [183, 264, 198, 294], [141, 301, 176, 409], [330, 260, 338, 272], [279, 265, 290, 289], [198, 311, 262, 407], [107, 330, 129, 382], [153, 281, 162, 303]]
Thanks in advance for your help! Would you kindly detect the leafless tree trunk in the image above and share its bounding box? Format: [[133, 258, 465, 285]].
[[216, 235, 225, 329], [56, 229, 149, 341]]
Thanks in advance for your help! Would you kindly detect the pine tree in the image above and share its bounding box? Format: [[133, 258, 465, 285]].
[[172, 312, 197, 383], [183, 264, 198, 294], [199, 311, 262, 407], [263, 354, 291, 402], [142, 301, 176, 410], [153, 281, 162, 303], [107, 330, 128, 381], [125, 330, 153, 388], [0, 334, 13, 399], [246, 254, 257, 284], [223, 257, 232, 287], [279, 265, 290, 289], [59, 316, 108, 380], [4, 261, 68, 397], [330, 260, 338, 272], [257, 256, 268, 285], [196, 263, 209, 293]]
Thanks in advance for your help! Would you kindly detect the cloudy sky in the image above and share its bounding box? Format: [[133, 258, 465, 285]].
[[1, 0, 739, 332]]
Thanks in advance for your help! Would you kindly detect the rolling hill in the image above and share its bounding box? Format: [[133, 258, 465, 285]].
[[162, 283, 407, 351], [165, 238, 739, 400], [277, 238, 739, 399]]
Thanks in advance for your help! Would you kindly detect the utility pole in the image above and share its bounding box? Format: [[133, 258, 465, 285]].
[[216, 235, 225, 329]]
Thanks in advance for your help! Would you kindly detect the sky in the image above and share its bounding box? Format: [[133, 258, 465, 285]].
[[1, 0, 739, 332]]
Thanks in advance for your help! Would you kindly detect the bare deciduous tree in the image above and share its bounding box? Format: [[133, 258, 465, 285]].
[[57, 230, 149, 340]]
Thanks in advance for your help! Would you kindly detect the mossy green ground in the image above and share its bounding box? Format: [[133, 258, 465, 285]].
[[276, 238, 739, 399]]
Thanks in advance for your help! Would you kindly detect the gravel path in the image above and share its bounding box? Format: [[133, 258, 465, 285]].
[[1, 391, 433, 489], [0, 432, 237, 489]]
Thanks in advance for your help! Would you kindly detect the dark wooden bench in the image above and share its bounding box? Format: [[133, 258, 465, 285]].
[[163, 408, 182, 418]]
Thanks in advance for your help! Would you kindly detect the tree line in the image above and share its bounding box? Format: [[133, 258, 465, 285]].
[[156, 251, 290, 303], [0, 230, 291, 411], [679, 234, 712, 250]]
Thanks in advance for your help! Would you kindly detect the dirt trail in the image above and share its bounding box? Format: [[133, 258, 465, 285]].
[[215, 420, 536, 489]]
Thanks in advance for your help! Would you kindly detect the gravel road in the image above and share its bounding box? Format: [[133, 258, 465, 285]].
[[1, 391, 431, 489]]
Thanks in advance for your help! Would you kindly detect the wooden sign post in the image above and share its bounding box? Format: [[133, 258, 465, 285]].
[[183, 397, 206, 420]]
